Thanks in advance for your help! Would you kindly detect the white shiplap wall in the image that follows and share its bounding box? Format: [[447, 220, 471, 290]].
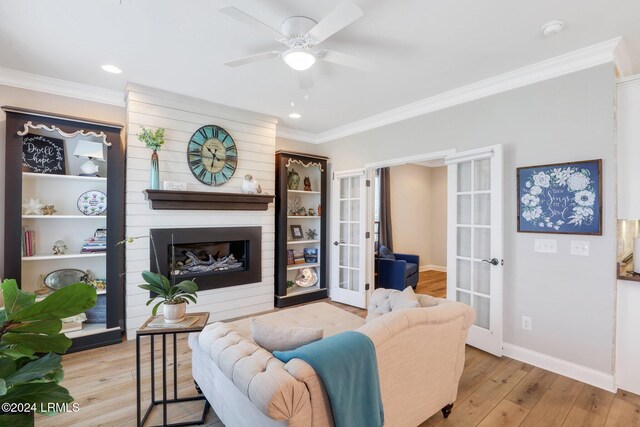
[[125, 84, 278, 339]]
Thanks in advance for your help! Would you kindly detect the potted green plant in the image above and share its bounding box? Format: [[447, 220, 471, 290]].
[[119, 236, 198, 323], [136, 126, 165, 190], [0, 279, 97, 425]]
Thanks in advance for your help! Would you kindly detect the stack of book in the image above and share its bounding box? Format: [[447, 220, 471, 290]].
[[81, 231, 107, 253], [21, 227, 36, 257]]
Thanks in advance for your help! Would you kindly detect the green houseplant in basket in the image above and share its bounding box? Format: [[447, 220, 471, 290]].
[[0, 279, 97, 425]]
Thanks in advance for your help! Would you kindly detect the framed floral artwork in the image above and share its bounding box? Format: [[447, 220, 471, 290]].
[[517, 159, 602, 235]]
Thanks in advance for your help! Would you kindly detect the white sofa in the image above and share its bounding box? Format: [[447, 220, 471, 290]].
[[189, 289, 474, 426]]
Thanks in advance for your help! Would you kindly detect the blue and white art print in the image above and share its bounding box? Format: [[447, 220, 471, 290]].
[[517, 160, 602, 235]]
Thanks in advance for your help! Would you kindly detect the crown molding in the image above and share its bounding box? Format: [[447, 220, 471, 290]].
[[0, 66, 125, 107], [276, 126, 317, 143], [278, 37, 621, 144]]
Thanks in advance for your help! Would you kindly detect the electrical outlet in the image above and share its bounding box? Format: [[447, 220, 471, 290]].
[[522, 316, 532, 331], [570, 240, 589, 256]]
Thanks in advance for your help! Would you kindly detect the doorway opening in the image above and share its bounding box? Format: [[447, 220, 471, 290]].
[[373, 159, 448, 298]]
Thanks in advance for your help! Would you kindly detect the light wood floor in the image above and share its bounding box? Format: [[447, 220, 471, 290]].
[[37, 300, 640, 427], [415, 270, 447, 298]]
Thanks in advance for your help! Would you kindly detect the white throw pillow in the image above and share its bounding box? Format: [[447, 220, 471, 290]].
[[250, 318, 323, 352], [390, 286, 421, 311]]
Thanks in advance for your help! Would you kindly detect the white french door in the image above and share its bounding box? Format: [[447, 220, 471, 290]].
[[330, 169, 367, 308], [446, 145, 503, 356]]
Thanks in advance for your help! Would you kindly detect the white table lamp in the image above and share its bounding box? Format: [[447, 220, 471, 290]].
[[73, 140, 104, 176]]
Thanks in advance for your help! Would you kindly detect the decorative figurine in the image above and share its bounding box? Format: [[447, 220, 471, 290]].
[[298, 207, 307, 216], [317, 204, 322, 216], [304, 177, 312, 191], [35, 275, 50, 296], [288, 197, 302, 216], [242, 174, 263, 194], [308, 208, 315, 216], [52, 240, 68, 255], [306, 228, 318, 240], [288, 168, 300, 190], [42, 204, 57, 215], [22, 198, 44, 215]]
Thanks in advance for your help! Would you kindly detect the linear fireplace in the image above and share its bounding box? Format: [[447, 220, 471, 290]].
[[150, 227, 262, 291]]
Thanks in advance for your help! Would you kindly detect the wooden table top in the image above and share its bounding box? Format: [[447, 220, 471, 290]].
[[137, 312, 210, 335]]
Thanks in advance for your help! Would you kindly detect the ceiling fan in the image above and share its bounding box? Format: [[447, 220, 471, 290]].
[[220, 1, 374, 87]]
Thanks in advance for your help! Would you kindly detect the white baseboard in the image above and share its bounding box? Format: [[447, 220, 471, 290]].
[[503, 343, 616, 392], [420, 264, 447, 272]]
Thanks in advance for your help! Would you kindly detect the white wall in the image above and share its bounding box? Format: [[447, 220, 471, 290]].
[[0, 85, 125, 280], [279, 64, 617, 376], [125, 84, 277, 339], [388, 164, 447, 269]]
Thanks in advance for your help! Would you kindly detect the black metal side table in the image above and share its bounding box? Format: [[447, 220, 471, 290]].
[[136, 312, 210, 427]]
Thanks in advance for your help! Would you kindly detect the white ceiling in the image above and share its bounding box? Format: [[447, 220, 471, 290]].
[[1, 0, 639, 134]]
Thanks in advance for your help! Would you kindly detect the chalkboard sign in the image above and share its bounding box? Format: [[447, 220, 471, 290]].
[[517, 159, 602, 235], [22, 133, 66, 174]]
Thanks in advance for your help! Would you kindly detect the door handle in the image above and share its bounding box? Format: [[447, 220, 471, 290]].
[[482, 258, 499, 266], [333, 241, 340, 246]]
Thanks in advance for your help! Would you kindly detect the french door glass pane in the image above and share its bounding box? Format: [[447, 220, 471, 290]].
[[340, 246, 348, 266], [340, 201, 349, 221], [350, 177, 360, 198], [340, 223, 348, 242], [456, 259, 471, 290], [474, 158, 491, 191], [349, 246, 359, 268], [457, 195, 471, 224], [349, 270, 359, 291], [458, 162, 471, 192], [457, 227, 471, 258], [457, 291, 471, 306], [340, 179, 349, 198], [339, 268, 348, 289], [474, 193, 491, 225], [350, 200, 360, 221], [350, 223, 360, 242], [474, 228, 491, 261], [473, 295, 490, 329], [473, 261, 491, 295]]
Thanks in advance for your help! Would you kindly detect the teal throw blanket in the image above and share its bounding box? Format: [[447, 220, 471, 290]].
[[274, 331, 384, 427]]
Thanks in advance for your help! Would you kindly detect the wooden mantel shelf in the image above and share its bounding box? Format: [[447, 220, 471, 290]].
[[143, 189, 274, 211]]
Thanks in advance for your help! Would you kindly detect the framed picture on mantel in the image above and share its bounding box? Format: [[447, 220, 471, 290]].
[[517, 159, 602, 235]]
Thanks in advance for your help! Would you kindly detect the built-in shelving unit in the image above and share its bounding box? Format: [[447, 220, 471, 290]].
[[275, 151, 328, 308], [3, 106, 124, 351]]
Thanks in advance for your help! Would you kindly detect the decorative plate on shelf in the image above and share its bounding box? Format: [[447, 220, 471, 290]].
[[77, 190, 107, 215], [294, 267, 318, 288], [43, 269, 92, 291]]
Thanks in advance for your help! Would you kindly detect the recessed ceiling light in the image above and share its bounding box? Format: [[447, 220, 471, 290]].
[[101, 64, 122, 74], [289, 113, 302, 119], [541, 20, 565, 36]]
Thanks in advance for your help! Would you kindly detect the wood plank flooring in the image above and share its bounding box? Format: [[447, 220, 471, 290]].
[[36, 299, 640, 427], [415, 270, 447, 298]]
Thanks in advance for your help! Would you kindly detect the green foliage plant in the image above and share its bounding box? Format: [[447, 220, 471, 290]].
[[0, 280, 97, 424], [136, 127, 165, 151], [118, 236, 198, 316]]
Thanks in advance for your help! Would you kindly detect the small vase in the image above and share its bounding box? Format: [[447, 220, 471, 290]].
[[163, 301, 186, 323], [150, 150, 159, 190]]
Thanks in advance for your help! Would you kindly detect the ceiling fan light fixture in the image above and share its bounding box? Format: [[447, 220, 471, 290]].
[[283, 48, 316, 71]]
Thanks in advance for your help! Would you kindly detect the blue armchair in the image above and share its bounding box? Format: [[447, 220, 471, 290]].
[[375, 246, 420, 291]]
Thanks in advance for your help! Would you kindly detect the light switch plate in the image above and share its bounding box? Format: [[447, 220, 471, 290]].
[[570, 240, 590, 256], [534, 238, 557, 253]]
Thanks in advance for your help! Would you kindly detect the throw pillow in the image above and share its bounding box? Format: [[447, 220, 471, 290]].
[[417, 294, 438, 308], [251, 318, 323, 353], [390, 286, 420, 311], [378, 245, 396, 260]]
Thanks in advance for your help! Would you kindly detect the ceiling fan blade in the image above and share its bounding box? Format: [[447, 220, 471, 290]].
[[225, 51, 280, 67], [320, 50, 375, 71], [306, 1, 364, 44], [219, 6, 286, 41], [297, 70, 314, 89]]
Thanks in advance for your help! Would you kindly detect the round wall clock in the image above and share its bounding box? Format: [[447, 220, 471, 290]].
[[187, 125, 238, 186]]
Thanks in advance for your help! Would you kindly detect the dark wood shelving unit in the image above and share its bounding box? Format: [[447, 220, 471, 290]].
[[144, 189, 274, 211], [2, 106, 125, 352], [275, 151, 329, 308]]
